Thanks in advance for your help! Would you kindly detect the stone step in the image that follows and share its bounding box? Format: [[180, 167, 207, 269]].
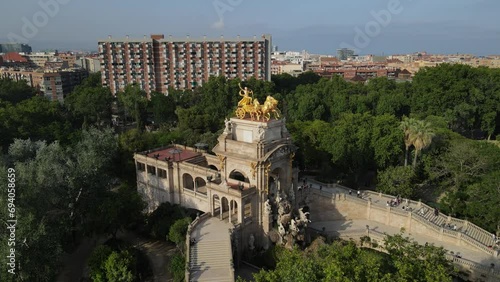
[[190, 262, 230, 268], [190, 256, 230, 262], [190, 275, 233, 282], [190, 249, 230, 256]]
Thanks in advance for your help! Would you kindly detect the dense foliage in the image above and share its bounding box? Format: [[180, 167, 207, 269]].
[[0, 62, 499, 280], [246, 234, 455, 282]]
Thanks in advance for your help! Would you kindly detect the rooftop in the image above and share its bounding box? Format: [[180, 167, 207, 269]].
[[143, 146, 201, 162]]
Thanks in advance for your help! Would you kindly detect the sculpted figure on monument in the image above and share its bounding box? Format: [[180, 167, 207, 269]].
[[238, 83, 253, 107], [248, 234, 255, 250], [224, 118, 231, 133], [278, 222, 286, 236], [258, 125, 265, 140], [264, 199, 272, 214]]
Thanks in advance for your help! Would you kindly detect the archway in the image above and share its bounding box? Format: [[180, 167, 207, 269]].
[[221, 197, 229, 221], [213, 194, 220, 216], [230, 200, 239, 224], [208, 165, 218, 171], [229, 170, 249, 183], [182, 173, 194, 190], [195, 177, 207, 195]]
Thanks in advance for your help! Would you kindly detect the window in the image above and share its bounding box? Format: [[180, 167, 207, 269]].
[[136, 162, 145, 171], [147, 165, 156, 175], [158, 169, 167, 179]]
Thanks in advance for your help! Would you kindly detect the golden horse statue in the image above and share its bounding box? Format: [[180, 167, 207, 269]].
[[260, 96, 281, 121], [234, 86, 280, 121]]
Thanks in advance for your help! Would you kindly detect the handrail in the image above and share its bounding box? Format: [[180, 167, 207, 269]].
[[185, 213, 212, 282]]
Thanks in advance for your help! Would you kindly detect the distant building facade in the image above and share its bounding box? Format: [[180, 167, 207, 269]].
[[0, 43, 32, 54], [76, 57, 101, 73], [98, 34, 272, 95], [0, 68, 88, 102]]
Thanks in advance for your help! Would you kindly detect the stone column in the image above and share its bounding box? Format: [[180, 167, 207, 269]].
[[219, 197, 222, 220]]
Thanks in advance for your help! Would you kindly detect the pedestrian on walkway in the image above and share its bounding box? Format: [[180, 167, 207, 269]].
[[357, 190, 361, 198], [349, 190, 352, 195]]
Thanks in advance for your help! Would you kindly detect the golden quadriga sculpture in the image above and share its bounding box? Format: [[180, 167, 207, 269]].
[[235, 83, 281, 121]]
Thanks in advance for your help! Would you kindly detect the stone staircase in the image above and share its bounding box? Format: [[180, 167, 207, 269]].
[[189, 240, 233, 282], [188, 217, 234, 282], [306, 178, 499, 256], [415, 207, 496, 249]]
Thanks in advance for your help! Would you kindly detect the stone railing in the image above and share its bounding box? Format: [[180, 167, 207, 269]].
[[182, 188, 208, 199], [310, 226, 500, 281], [228, 229, 235, 282], [307, 178, 499, 257], [185, 212, 211, 282]]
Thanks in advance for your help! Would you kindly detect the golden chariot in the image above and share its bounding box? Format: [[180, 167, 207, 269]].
[[235, 84, 281, 121]]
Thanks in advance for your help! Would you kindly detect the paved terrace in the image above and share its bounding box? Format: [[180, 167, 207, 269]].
[[188, 217, 234, 282], [302, 178, 500, 275]]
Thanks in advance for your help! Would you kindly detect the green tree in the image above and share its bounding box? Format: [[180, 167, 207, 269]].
[[383, 233, 454, 282], [65, 81, 113, 128], [400, 116, 417, 167], [377, 166, 417, 198], [409, 120, 435, 167], [169, 253, 186, 282], [104, 251, 136, 282], [371, 114, 403, 169], [168, 217, 192, 250], [253, 247, 321, 282], [149, 91, 176, 126], [117, 84, 148, 130], [0, 77, 36, 104], [145, 202, 188, 240], [465, 170, 500, 232], [88, 245, 113, 282]]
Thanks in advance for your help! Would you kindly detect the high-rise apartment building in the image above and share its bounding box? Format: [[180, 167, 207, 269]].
[[98, 34, 272, 95]]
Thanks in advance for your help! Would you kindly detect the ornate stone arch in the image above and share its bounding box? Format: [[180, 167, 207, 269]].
[[229, 169, 250, 183], [182, 173, 194, 190]]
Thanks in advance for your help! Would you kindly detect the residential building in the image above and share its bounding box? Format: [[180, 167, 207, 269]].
[[0, 52, 31, 68], [75, 56, 101, 73], [0, 43, 32, 54], [271, 61, 303, 76], [98, 34, 272, 95], [26, 52, 57, 68], [0, 67, 88, 102], [56, 52, 77, 68]]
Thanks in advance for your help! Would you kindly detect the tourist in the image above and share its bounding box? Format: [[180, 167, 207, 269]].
[[349, 190, 352, 195], [357, 190, 361, 198]]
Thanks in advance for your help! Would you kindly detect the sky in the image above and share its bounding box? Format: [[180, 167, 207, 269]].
[[0, 0, 499, 55]]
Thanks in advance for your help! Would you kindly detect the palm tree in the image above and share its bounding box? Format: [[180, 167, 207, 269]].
[[409, 120, 435, 167], [400, 117, 417, 167]]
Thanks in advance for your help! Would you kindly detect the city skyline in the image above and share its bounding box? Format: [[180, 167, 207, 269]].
[[0, 0, 499, 55]]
